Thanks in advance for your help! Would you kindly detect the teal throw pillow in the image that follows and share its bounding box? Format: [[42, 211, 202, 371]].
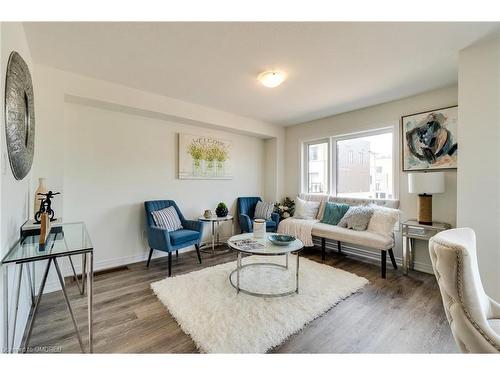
[[321, 202, 350, 225]]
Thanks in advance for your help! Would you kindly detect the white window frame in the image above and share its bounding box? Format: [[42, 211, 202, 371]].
[[301, 138, 330, 195], [301, 125, 399, 199]]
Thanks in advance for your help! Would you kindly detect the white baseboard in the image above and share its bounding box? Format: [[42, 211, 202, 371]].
[[313, 237, 434, 275], [45, 247, 196, 294]]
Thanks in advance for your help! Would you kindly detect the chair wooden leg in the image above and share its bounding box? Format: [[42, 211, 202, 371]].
[[337, 241, 342, 254], [388, 248, 397, 270], [381, 250, 387, 279], [195, 244, 202, 264], [168, 252, 172, 277], [321, 238, 326, 260], [146, 248, 154, 268]]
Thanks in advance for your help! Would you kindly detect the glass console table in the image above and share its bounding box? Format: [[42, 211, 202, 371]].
[[402, 219, 451, 275], [2, 222, 93, 353]]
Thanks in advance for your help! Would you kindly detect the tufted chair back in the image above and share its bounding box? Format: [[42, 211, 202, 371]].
[[237, 197, 262, 219], [429, 228, 500, 353]]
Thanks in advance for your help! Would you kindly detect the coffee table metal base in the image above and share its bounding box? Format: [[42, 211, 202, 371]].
[[229, 252, 300, 298]]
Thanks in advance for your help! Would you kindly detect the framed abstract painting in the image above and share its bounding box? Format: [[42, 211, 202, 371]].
[[178, 133, 233, 179], [401, 105, 458, 171]]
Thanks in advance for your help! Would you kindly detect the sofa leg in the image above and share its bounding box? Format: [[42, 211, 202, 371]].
[[168, 251, 172, 277], [337, 241, 342, 254], [388, 248, 397, 270], [176, 250, 179, 258], [146, 248, 154, 268], [381, 250, 387, 279], [195, 244, 202, 264], [321, 238, 326, 260]]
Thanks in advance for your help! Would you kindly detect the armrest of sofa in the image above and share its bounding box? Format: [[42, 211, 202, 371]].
[[271, 212, 280, 227], [146, 225, 172, 251], [239, 213, 253, 233]]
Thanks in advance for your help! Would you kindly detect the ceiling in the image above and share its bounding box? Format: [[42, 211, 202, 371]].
[[24, 22, 499, 126]]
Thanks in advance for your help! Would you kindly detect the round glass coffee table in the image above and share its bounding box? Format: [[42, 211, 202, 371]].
[[227, 233, 304, 298]]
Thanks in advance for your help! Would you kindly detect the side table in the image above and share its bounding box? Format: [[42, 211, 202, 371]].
[[198, 215, 234, 255], [402, 219, 451, 275]]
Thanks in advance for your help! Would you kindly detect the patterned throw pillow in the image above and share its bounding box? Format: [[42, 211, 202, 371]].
[[321, 202, 350, 225], [254, 201, 275, 220], [338, 206, 374, 231], [151, 206, 183, 231]]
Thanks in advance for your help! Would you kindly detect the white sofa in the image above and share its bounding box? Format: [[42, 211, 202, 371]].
[[299, 193, 400, 278]]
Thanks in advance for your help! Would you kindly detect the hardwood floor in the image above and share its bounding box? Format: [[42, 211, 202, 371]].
[[24, 247, 458, 353]]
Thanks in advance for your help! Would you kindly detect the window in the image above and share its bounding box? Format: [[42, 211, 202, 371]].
[[348, 150, 353, 164], [302, 128, 395, 199], [304, 140, 329, 194], [309, 146, 319, 161], [335, 131, 394, 199]]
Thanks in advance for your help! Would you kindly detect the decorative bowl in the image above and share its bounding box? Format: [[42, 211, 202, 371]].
[[268, 234, 296, 246]]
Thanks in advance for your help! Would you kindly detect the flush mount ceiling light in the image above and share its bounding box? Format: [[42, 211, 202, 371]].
[[257, 70, 286, 88]]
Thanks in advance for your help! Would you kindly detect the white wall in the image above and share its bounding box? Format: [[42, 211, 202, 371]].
[[263, 138, 278, 201], [62, 101, 264, 267], [457, 35, 500, 300], [32, 65, 282, 273], [284, 86, 459, 272], [0, 22, 34, 351]]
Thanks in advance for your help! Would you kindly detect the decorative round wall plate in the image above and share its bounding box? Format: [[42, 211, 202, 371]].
[[4, 51, 35, 180]]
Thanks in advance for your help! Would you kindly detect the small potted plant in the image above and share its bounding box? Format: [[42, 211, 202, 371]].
[[215, 202, 229, 217]]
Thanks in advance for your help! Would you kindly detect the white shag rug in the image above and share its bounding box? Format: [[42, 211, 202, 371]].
[[151, 255, 368, 353]]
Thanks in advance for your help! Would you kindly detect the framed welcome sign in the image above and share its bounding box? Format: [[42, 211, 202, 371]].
[[178, 133, 233, 179], [401, 105, 458, 171]]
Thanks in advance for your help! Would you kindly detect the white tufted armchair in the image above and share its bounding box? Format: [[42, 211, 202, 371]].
[[429, 228, 500, 353]]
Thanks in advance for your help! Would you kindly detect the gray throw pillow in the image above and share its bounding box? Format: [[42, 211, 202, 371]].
[[254, 201, 275, 220], [338, 206, 374, 231]]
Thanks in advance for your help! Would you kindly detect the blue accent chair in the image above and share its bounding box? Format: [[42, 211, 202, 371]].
[[237, 197, 279, 233], [144, 200, 203, 277]]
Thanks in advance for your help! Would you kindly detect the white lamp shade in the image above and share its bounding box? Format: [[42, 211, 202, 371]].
[[408, 172, 445, 194]]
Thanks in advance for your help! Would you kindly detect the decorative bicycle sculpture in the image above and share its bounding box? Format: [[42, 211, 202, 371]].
[[34, 191, 60, 224]]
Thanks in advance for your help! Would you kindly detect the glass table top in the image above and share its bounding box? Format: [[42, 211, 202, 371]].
[[228, 233, 303, 255], [2, 222, 93, 264], [198, 215, 233, 221]]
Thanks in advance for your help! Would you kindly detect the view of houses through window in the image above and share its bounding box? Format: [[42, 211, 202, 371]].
[[307, 141, 328, 193], [336, 132, 393, 199], [305, 130, 394, 199]]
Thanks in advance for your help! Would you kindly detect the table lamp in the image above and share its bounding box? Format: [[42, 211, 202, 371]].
[[408, 172, 445, 225]]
